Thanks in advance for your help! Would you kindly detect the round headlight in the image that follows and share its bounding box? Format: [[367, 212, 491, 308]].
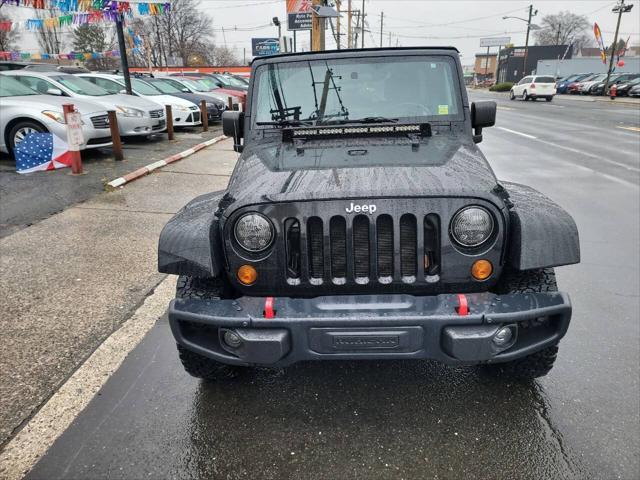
[[450, 206, 494, 247], [234, 213, 274, 252]]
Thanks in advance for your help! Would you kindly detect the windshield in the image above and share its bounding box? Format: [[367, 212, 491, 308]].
[[252, 56, 461, 125], [219, 74, 248, 88], [0, 75, 39, 97], [146, 79, 183, 94], [131, 78, 162, 95], [197, 77, 220, 90], [52, 75, 110, 96], [184, 79, 209, 92]]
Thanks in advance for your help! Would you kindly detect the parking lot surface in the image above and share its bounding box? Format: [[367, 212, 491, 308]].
[[0, 127, 222, 239], [7, 93, 640, 479]]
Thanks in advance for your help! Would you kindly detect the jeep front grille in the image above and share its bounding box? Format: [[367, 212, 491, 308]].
[[284, 214, 441, 285]]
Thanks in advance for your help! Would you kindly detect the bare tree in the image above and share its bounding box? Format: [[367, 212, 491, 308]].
[[533, 11, 592, 52], [0, 14, 19, 51], [212, 46, 240, 66], [35, 8, 63, 54]]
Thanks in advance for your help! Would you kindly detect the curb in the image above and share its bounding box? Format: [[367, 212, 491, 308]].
[[477, 89, 640, 106], [106, 134, 227, 190]]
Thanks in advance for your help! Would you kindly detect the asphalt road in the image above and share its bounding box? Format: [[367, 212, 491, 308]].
[[26, 94, 640, 479]]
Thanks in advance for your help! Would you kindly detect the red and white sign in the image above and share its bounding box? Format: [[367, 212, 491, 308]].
[[64, 111, 84, 151]]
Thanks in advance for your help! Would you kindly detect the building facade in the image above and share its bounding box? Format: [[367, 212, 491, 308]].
[[496, 45, 572, 83], [474, 53, 497, 82]]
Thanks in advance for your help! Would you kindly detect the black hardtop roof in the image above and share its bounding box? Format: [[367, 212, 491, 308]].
[[251, 46, 460, 65]]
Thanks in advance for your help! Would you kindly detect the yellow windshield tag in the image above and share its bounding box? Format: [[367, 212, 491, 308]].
[[438, 105, 449, 115]]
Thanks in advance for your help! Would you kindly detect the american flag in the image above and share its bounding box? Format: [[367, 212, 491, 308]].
[[15, 133, 73, 174]]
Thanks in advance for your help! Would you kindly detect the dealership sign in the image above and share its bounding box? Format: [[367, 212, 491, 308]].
[[252, 38, 280, 56], [480, 37, 511, 47], [287, 0, 312, 30]]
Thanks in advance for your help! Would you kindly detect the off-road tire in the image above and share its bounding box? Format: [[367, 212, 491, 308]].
[[174, 275, 244, 381], [484, 268, 559, 380]]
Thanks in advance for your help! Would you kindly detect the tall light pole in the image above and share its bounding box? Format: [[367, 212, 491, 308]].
[[503, 6, 539, 80], [272, 17, 281, 41], [603, 0, 633, 95]]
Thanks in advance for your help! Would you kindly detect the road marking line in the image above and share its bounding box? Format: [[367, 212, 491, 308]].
[[0, 276, 177, 480], [496, 127, 537, 139], [496, 126, 640, 173], [617, 125, 640, 132], [497, 106, 514, 111]]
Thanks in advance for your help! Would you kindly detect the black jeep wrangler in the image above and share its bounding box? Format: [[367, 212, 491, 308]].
[[158, 48, 580, 381]]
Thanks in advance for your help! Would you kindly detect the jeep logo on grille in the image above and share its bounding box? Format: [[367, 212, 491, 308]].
[[345, 202, 377, 214]]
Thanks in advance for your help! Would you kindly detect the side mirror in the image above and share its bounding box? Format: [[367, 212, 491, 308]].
[[222, 110, 244, 153], [119, 89, 128, 94], [46, 88, 63, 96], [471, 101, 496, 144], [181, 88, 189, 92]]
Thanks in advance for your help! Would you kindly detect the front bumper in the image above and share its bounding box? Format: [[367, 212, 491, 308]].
[[169, 292, 571, 367], [117, 115, 165, 136]]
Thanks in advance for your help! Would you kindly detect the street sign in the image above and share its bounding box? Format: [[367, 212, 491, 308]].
[[287, 0, 312, 30], [64, 111, 84, 152], [252, 38, 281, 57], [480, 37, 511, 47]]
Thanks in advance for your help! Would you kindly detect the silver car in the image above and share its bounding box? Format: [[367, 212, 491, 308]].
[[0, 75, 112, 153], [3, 70, 166, 136]]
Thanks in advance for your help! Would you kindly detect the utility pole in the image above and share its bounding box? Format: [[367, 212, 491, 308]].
[[379, 12, 384, 47], [115, 13, 132, 95], [311, 0, 323, 51], [336, 0, 341, 49], [555, 23, 561, 45], [347, 0, 352, 48], [388, 31, 391, 47], [353, 11, 360, 48], [522, 4, 537, 79], [603, 0, 633, 95], [361, 0, 365, 48]]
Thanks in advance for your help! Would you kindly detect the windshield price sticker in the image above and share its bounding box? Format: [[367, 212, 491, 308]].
[[438, 105, 449, 115], [65, 111, 84, 151]]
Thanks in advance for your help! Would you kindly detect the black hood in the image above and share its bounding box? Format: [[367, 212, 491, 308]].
[[223, 133, 500, 214]]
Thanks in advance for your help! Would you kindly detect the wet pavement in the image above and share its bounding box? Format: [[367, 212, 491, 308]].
[[16, 94, 640, 479]]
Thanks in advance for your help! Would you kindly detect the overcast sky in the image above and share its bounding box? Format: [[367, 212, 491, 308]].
[[4, 0, 640, 65]]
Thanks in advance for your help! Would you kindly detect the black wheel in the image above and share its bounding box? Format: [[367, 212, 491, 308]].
[[175, 275, 244, 381], [509, 90, 515, 100], [545, 96, 553, 102], [483, 268, 560, 380], [8, 120, 47, 153], [521, 90, 528, 101]]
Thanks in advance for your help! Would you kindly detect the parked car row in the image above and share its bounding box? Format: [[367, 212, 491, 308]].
[[0, 63, 250, 156], [555, 72, 640, 97]]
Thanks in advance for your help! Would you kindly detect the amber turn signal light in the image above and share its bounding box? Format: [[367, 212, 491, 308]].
[[471, 259, 493, 280], [237, 265, 258, 285]]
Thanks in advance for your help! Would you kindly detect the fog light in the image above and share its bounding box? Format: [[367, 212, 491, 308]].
[[223, 330, 242, 348], [471, 259, 493, 280], [237, 265, 257, 285], [493, 326, 513, 347]]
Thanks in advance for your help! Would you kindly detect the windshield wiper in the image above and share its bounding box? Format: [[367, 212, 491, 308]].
[[256, 119, 314, 127], [321, 116, 399, 125]]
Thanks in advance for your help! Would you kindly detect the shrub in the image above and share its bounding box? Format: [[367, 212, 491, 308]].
[[489, 82, 515, 92]]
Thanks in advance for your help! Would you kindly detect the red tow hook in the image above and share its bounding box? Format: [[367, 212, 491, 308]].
[[264, 297, 275, 319], [456, 294, 469, 316]]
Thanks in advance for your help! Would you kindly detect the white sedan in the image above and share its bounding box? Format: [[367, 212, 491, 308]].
[[0, 75, 112, 154], [79, 73, 202, 127], [510, 75, 557, 102]]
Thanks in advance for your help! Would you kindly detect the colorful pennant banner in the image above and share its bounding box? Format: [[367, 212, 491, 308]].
[[1, 0, 171, 15], [0, 47, 142, 61]]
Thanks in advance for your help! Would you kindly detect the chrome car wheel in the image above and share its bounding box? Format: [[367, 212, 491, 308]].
[[14, 126, 40, 146]]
